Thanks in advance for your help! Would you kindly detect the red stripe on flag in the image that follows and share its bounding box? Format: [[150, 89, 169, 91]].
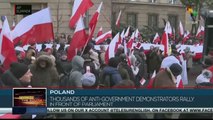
[[13, 23, 54, 46]]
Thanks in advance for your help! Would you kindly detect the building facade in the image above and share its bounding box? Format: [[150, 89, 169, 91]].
[[0, 0, 190, 38]]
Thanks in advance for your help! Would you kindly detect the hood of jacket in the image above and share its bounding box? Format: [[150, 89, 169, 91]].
[[71, 56, 85, 71], [35, 55, 53, 69]]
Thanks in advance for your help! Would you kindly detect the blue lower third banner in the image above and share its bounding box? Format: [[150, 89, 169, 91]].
[[47, 89, 213, 108], [2, 89, 213, 114]]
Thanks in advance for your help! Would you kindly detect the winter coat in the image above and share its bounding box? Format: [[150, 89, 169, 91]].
[[68, 56, 84, 88], [147, 51, 162, 73], [30, 55, 59, 87], [99, 66, 122, 87], [185, 52, 195, 69], [152, 68, 176, 89]]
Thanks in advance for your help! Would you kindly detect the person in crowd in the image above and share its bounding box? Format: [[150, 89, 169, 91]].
[[183, 47, 195, 72], [118, 54, 135, 83], [15, 50, 25, 63], [153, 63, 182, 89], [147, 47, 162, 77], [81, 66, 96, 89], [30, 54, 59, 87], [67, 34, 72, 44], [40, 44, 47, 52], [98, 45, 106, 67], [202, 56, 213, 69], [2, 62, 32, 87], [44, 48, 56, 66], [99, 57, 122, 88], [153, 63, 182, 119], [178, 67, 213, 119], [23, 47, 36, 66], [68, 55, 85, 88], [56, 51, 72, 74]]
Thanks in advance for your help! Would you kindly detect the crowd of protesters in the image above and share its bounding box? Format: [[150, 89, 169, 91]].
[[0, 32, 213, 119]]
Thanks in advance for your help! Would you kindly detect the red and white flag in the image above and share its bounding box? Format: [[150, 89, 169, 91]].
[[88, 2, 103, 44], [12, 7, 54, 46], [165, 21, 172, 36], [147, 71, 156, 89], [179, 21, 184, 37], [153, 33, 160, 44], [0, 20, 2, 34], [176, 75, 184, 88], [127, 32, 135, 49], [135, 29, 141, 39], [196, 25, 204, 38], [161, 22, 169, 57], [97, 27, 103, 37], [67, 16, 88, 61], [182, 30, 190, 44], [116, 10, 122, 28], [69, 0, 93, 28], [95, 30, 112, 45], [124, 26, 130, 38], [105, 33, 120, 64], [0, 17, 17, 70]]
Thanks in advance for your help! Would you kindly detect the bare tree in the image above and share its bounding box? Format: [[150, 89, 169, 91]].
[[56, 0, 63, 37]]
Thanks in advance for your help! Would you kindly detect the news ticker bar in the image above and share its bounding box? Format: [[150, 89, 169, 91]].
[[1, 108, 213, 114], [46, 108, 213, 113]]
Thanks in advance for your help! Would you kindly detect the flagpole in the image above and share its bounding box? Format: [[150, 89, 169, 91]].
[[80, 25, 95, 56]]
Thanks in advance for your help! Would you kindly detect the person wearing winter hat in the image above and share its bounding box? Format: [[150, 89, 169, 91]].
[[202, 56, 213, 69], [153, 63, 182, 89], [195, 69, 213, 87], [81, 66, 96, 88], [2, 62, 32, 87]]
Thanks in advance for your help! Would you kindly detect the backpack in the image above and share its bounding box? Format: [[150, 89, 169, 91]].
[[59, 72, 70, 87]]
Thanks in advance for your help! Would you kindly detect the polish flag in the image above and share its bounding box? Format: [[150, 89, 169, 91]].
[[153, 33, 160, 44], [182, 31, 190, 44], [105, 33, 120, 64], [88, 2, 103, 44], [166, 21, 172, 36], [124, 26, 130, 38], [127, 32, 135, 49], [12, 7, 54, 46], [67, 16, 88, 61], [97, 27, 103, 37], [161, 22, 169, 57], [116, 10, 122, 28], [0, 17, 17, 70], [95, 30, 112, 45], [69, 0, 94, 28], [119, 29, 125, 44], [135, 29, 140, 39], [196, 25, 204, 38], [147, 71, 156, 89], [176, 75, 184, 88], [179, 21, 184, 37], [0, 20, 2, 34]]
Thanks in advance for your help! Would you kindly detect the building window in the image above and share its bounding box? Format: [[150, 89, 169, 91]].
[[168, 0, 177, 4], [168, 15, 178, 30], [149, 0, 157, 3], [127, 13, 137, 28], [148, 14, 158, 28]]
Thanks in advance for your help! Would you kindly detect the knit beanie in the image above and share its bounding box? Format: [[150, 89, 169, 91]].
[[169, 63, 182, 76], [10, 62, 29, 79]]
